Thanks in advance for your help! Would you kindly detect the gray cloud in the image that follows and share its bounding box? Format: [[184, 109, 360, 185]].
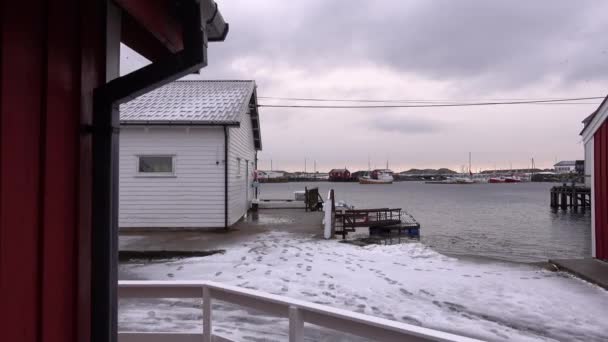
[[371, 116, 442, 134], [122, 1, 606, 170], [206, 0, 608, 92]]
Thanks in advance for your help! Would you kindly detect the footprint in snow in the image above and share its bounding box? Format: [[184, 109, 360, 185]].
[[264, 270, 271, 276], [399, 288, 413, 296], [384, 277, 398, 285], [215, 271, 222, 277], [419, 289, 434, 297], [306, 265, 312, 271]]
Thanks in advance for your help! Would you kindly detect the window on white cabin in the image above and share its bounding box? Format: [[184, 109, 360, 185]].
[[237, 158, 242, 177], [137, 155, 174, 174]]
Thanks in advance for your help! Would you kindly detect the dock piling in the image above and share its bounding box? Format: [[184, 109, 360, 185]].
[[550, 184, 591, 211]]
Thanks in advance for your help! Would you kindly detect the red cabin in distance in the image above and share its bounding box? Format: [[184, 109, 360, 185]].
[[329, 168, 351, 182]]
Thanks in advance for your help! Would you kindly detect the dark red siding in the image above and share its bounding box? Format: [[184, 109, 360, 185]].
[[0, 1, 106, 341], [595, 119, 608, 259]]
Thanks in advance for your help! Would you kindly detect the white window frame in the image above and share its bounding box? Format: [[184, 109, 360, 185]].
[[135, 154, 176, 177]]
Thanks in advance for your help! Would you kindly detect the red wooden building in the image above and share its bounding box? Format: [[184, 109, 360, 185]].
[[329, 168, 351, 181], [582, 96, 608, 260], [0, 1, 228, 341]]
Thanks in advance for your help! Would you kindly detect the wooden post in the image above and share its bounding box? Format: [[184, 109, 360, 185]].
[[561, 191, 567, 210]]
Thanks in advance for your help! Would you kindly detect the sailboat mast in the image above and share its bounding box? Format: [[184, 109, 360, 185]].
[[469, 152, 472, 179]]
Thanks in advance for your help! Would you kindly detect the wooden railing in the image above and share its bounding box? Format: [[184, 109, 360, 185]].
[[118, 280, 481, 342]]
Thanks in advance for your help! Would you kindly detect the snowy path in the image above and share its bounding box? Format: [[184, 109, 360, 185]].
[[119, 232, 608, 341]]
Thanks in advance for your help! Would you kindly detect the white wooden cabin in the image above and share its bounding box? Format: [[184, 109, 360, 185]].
[[119, 80, 262, 229]]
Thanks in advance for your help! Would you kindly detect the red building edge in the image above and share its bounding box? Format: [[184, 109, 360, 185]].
[[582, 97, 608, 260], [0, 1, 227, 341]]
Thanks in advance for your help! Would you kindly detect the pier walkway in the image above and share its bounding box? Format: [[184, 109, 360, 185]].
[[550, 184, 591, 210], [549, 258, 608, 290]]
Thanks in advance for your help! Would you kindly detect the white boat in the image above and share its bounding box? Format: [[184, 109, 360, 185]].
[[359, 170, 394, 184]]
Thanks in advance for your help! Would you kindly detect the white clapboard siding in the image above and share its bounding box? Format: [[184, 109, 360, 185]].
[[119, 126, 226, 228], [227, 110, 257, 225]]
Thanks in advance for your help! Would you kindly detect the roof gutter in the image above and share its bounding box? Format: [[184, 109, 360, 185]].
[[90, 1, 227, 341], [120, 121, 240, 127]]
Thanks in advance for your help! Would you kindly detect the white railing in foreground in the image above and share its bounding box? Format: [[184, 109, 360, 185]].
[[118, 280, 481, 342]]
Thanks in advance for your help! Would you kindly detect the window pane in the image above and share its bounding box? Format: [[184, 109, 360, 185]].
[[139, 156, 173, 173]]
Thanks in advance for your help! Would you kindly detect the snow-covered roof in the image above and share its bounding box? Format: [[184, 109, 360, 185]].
[[554, 160, 576, 167], [120, 80, 262, 149], [121, 80, 254, 124]]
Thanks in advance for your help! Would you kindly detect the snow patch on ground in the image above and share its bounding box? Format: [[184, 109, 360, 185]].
[[119, 232, 608, 341]]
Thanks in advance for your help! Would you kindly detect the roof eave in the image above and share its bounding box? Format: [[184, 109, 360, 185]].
[[120, 120, 240, 126], [581, 94, 608, 139]]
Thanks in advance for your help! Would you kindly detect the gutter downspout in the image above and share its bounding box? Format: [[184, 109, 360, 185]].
[[90, 2, 218, 341], [224, 125, 229, 229]]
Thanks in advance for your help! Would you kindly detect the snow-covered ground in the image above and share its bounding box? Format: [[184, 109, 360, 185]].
[[119, 232, 608, 342]]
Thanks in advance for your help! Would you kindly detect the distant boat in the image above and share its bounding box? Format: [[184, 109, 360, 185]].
[[425, 177, 474, 184], [488, 176, 522, 183], [359, 170, 394, 184]]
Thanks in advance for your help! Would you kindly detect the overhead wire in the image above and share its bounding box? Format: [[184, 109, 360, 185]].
[[256, 96, 604, 109]]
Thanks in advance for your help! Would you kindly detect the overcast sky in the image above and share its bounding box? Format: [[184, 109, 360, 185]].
[[122, 0, 608, 172]]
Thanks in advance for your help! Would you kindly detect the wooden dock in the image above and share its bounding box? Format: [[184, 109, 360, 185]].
[[550, 184, 591, 210], [334, 208, 420, 239]]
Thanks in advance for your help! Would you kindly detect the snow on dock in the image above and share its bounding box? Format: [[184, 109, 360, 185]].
[[119, 232, 608, 342]]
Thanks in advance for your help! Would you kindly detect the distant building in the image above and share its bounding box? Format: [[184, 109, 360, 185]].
[[329, 168, 351, 182], [553, 160, 577, 174], [581, 97, 608, 260], [119, 81, 262, 229]]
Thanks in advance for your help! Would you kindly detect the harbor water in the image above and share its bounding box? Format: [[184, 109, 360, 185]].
[[258, 181, 591, 263]]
